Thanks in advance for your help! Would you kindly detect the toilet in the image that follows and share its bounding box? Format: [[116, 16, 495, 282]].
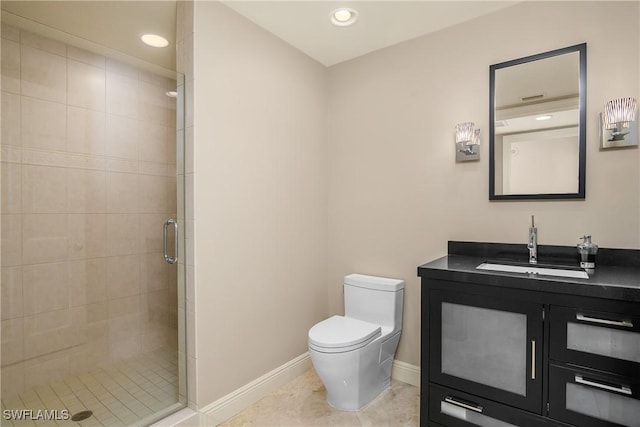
[[308, 273, 404, 411]]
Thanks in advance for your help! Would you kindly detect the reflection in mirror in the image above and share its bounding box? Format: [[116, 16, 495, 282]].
[[489, 44, 586, 200]]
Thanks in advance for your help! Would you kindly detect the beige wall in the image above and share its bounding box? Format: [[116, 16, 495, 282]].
[[186, 0, 639, 407], [191, 2, 328, 405], [0, 26, 178, 397], [327, 1, 639, 367]]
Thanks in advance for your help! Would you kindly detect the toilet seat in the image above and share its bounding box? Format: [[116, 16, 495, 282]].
[[308, 315, 381, 353]]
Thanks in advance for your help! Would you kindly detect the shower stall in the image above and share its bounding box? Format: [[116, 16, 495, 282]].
[[0, 13, 187, 427]]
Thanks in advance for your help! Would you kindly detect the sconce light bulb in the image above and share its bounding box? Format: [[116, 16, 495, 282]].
[[604, 97, 637, 130], [455, 122, 475, 143]]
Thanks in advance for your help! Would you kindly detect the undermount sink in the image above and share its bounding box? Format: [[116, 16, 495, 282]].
[[476, 262, 589, 279]]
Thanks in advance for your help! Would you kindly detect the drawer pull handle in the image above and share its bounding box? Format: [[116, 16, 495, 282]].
[[575, 375, 632, 395], [444, 396, 483, 413], [576, 313, 633, 328]]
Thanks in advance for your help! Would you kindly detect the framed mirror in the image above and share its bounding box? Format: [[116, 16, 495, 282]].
[[489, 44, 586, 200]]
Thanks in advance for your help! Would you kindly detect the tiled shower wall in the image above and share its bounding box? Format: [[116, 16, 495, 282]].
[[0, 25, 178, 397]]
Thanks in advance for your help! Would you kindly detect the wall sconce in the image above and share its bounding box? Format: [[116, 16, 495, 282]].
[[600, 97, 638, 149], [455, 122, 480, 162]]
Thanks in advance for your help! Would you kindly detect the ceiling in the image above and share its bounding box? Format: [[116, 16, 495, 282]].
[[223, 1, 518, 67], [1, 1, 518, 70]]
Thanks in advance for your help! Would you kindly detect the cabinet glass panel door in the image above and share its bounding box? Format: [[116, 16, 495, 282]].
[[430, 289, 543, 413], [442, 302, 527, 396]]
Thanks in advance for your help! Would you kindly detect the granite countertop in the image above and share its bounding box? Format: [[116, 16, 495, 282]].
[[418, 241, 640, 302]]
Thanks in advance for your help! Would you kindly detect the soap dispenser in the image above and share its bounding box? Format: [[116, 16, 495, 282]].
[[577, 235, 598, 272]]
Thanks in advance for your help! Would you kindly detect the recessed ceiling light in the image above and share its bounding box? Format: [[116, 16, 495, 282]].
[[165, 91, 178, 98], [330, 8, 358, 27], [535, 115, 553, 121], [141, 34, 169, 48]]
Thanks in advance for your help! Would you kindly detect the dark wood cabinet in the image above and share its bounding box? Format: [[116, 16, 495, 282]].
[[420, 263, 640, 427]]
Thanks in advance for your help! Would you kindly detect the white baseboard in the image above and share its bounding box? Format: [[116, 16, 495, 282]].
[[201, 352, 312, 426], [200, 353, 420, 426], [391, 360, 421, 387]]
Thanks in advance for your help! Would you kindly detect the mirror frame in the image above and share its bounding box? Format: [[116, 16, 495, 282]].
[[489, 43, 587, 200]]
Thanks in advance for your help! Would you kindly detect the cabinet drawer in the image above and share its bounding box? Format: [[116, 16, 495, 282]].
[[549, 363, 640, 427], [429, 384, 553, 427], [550, 306, 640, 377]]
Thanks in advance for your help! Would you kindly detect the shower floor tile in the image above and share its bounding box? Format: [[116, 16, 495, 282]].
[[1, 347, 181, 427]]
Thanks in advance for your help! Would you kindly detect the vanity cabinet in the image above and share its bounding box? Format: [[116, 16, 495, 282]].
[[419, 243, 640, 427]]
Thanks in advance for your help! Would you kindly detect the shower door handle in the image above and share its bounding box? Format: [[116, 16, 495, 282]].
[[164, 218, 178, 264]]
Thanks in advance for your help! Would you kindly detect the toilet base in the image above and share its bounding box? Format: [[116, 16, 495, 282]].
[[310, 332, 400, 411]]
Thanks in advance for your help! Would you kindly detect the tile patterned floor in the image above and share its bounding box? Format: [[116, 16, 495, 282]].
[[1, 347, 181, 427], [214, 369, 420, 427]]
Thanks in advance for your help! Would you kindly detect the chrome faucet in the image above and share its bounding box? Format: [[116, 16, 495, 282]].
[[528, 215, 538, 264]]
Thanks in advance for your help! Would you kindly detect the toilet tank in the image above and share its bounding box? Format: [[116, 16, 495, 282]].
[[343, 274, 404, 332]]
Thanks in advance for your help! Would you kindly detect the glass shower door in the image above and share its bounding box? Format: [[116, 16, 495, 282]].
[[1, 21, 186, 426]]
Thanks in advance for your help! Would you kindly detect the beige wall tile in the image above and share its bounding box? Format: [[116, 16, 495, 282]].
[[1, 91, 21, 147], [139, 122, 167, 163], [67, 46, 105, 68], [106, 58, 139, 79], [1, 24, 20, 42], [23, 214, 68, 264], [20, 30, 65, 56], [2, 29, 180, 378], [23, 354, 70, 391], [142, 329, 168, 352], [106, 114, 139, 160], [106, 172, 139, 213], [106, 72, 138, 119], [20, 45, 66, 103], [141, 252, 168, 293], [68, 259, 107, 307], [22, 262, 68, 316], [106, 254, 140, 299], [1, 214, 22, 266], [1, 363, 24, 398], [23, 309, 80, 359], [139, 174, 167, 213], [108, 334, 141, 362], [1, 39, 21, 94], [67, 169, 106, 213], [21, 96, 66, 151], [108, 313, 140, 343], [139, 81, 169, 126], [138, 213, 166, 253], [68, 214, 106, 259], [2, 267, 23, 320], [106, 213, 139, 256], [67, 106, 106, 156], [86, 301, 107, 324], [108, 295, 141, 319], [22, 164, 67, 213], [2, 162, 21, 214], [68, 60, 106, 111], [167, 177, 177, 213], [1, 318, 24, 365]]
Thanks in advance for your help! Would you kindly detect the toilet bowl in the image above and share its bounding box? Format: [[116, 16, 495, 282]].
[[308, 274, 404, 411]]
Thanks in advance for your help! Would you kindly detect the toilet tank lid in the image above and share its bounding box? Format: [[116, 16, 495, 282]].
[[344, 274, 404, 291]]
